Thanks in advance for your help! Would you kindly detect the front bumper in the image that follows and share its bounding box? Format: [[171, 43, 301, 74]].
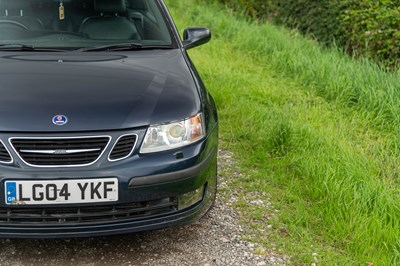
[[0, 125, 218, 238], [0, 188, 213, 238]]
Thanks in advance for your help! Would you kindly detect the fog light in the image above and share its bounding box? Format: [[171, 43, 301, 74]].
[[178, 185, 205, 210]]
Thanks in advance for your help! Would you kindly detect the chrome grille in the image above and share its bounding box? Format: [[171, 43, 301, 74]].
[[109, 134, 137, 161], [0, 197, 178, 225], [0, 141, 12, 163], [10, 136, 110, 167]]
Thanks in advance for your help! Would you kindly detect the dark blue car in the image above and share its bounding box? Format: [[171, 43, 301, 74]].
[[0, 0, 218, 238]]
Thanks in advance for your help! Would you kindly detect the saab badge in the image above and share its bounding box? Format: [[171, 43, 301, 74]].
[[52, 115, 68, 126]]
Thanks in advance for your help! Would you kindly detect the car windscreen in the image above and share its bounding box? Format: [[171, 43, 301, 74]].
[[0, 0, 174, 49]]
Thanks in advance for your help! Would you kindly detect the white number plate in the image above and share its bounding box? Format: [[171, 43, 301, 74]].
[[5, 178, 118, 205]]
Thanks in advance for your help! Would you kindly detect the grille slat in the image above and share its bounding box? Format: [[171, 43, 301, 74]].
[[11, 137, 110, 167], [0, 141, 12, 163], [0, 198, 178, 225], [110, 152, 132, 157], [1, 203, 177, 220], [111, 148, 135, 154], [22, 158, 97, 164], [109, 135, 137, 161], [12, 139, 108, 144], [21, 152, 100, 159]]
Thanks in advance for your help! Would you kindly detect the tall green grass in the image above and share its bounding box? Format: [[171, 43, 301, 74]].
[[165, 0, 400, 264]]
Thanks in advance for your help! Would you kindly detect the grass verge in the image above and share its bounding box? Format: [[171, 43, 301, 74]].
[[165, 0, 400, 264]]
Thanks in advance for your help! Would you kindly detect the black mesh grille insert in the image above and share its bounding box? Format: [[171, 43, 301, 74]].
[[0, 197, 178, 225], [0, 142, 12, 163], [11, 137, 110, 166], [109, 134, 137, 161]]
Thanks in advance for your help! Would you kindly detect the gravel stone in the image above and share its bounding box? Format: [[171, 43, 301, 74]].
[[0, 150, 287, 265]]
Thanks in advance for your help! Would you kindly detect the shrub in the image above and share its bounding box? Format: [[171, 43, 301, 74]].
[[341, 0, 400, 69], [274, 0, 347, 46], [207, 0, 400, 69]]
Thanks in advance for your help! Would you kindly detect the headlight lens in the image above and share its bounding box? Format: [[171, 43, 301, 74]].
[[140, 113, 206, 153]]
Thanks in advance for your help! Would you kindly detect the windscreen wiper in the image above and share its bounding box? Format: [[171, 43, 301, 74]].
[[0, 44, 69, 51], [77, 43, 173, 52], [0, 44, 34, 50]]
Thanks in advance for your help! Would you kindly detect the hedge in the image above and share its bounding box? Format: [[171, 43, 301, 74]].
[[206, 0, 400, 69], [341, 1, 400, 69]]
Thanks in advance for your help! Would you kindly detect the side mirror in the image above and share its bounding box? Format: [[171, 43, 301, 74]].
[[183, 27, 211, 50]]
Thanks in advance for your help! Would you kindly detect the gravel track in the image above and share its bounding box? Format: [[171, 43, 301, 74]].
[[0, 150, 286, 266]]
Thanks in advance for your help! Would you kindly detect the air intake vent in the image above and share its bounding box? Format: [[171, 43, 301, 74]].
[[11, 136, 110, 167], [0, 141, 12, 163], [0, 197, 178, 225], [109, 134, 137, 161]]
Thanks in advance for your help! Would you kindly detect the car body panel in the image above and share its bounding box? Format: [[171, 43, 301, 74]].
[[0, 50, 201, 132]]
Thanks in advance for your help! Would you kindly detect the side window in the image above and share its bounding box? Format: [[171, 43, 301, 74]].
[[126, 0, 171, 44], [147, 1, 171, 41]]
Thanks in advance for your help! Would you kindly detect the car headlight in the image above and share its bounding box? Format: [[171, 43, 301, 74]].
[[140, 113, 206, 153]]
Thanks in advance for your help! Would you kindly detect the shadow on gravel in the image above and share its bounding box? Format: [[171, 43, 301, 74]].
[[0, 216, 209, 266]]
